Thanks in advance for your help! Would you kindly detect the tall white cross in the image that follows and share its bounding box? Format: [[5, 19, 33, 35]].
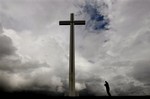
[[59, 13, 85, 96]]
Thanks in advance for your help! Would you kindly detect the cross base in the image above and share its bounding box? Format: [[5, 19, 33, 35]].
[[64, 91, 79, 96]]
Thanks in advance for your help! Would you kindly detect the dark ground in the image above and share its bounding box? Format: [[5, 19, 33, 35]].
[[0, 90, 149, 98], [0, 88, 96, 98]]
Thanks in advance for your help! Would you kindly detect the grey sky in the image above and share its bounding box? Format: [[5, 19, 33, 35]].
[[0, 0, 150, 96]]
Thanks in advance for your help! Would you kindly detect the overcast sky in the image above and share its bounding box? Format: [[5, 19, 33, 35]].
[[0, 0, 150, 96]]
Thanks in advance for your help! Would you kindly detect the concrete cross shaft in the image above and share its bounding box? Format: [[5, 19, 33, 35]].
[[59, 13, 85, 96]]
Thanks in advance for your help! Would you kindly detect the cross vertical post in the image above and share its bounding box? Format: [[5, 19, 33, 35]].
[[59, 13, 85, 96], [69, 13, 75, 96]]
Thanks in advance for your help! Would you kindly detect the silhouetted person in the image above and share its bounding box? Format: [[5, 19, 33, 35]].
[[104, 81, 111, 96]]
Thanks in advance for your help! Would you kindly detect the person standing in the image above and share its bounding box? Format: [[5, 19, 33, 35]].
[[104, 81, 111, 96]]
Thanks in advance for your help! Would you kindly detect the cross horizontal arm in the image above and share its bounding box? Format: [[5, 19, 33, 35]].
[[59, 20, 85, 25], [59, 21, 70, 25], [74, 21, 85, 25]]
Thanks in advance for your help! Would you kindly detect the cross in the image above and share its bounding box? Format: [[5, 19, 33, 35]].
[[59, 13, 85, 96]]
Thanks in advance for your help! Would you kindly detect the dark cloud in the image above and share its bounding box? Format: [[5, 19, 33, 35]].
[[78, 82, 105, 96], [129, 61, 150, 85], [0, 23, 16, 60], [0, 23, 3, 33], [106, 75, 146, 96], [112, 82, 145, 96], [0, 35, 16, 59], [0, 58, 49, 73]]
